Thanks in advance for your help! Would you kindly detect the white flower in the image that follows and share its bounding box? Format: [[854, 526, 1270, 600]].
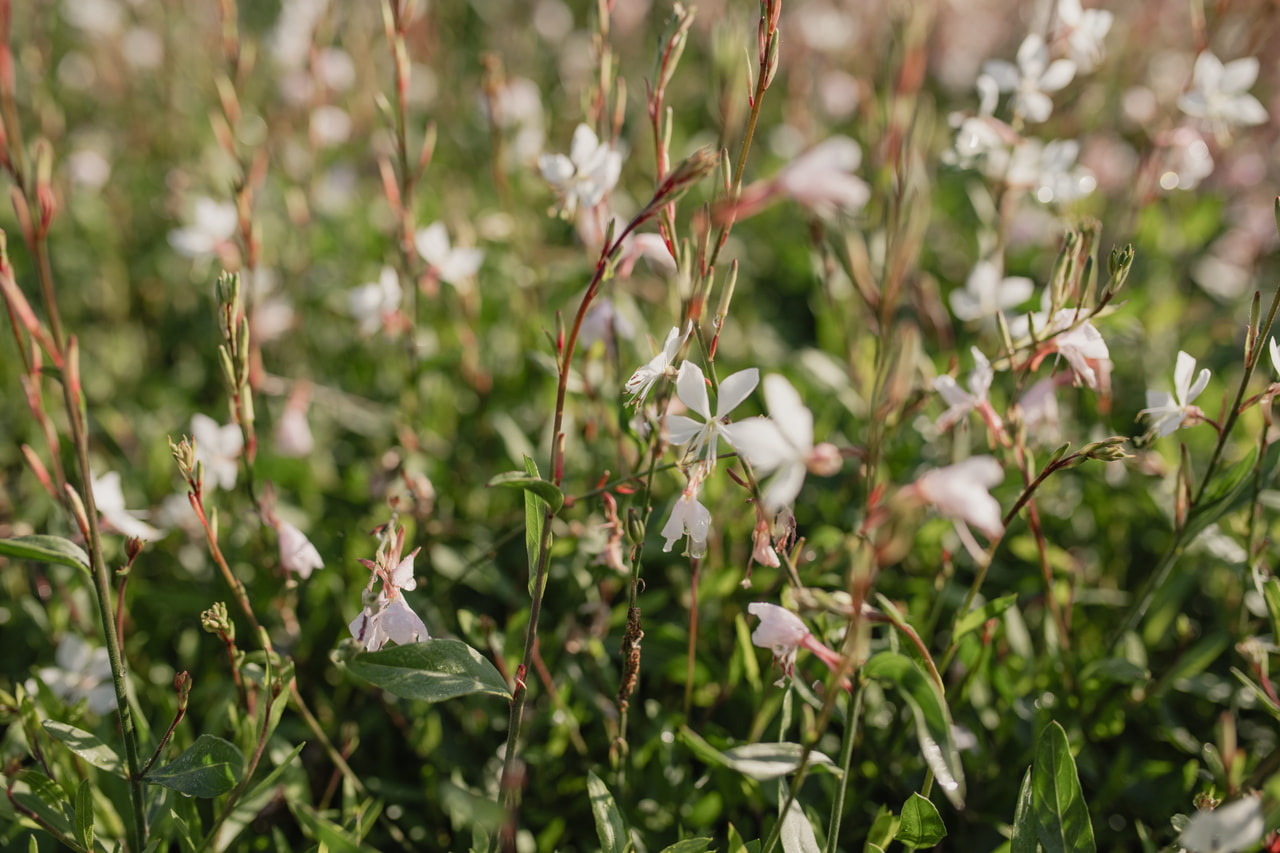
[[168, 197, 237, 259], [276, 519, 323, 580], [950, 260, 1034, 323], [1007, 138, 1097, 204], [1178, 796, 1265, 853], [35, 635, 116, 714], [415, 222, 484, 287], [92, 470, 163, 541], [1047, 312, 1110, 389], [747, 602, 811, 677], [1054, 0, 1114, 73], [934, 347, 995, 432], [274, 406, 314, 457], [190, 414, 244, 491], [666, 362, 760, 466], [774, 136, 871, 216], [348, 591, 429, 653], [1139, 350, 1210, 439], [983, 34, 1076, 123], [661, 487, 712, 558], [1157, 126, 1214, 192], [348, 266, 402, 336], [1015, 377, 1060, 441], [538, 124, 623, 219], [1270, 337, 1280, 377], [624, 325, 687, 406], [732, 375, 838, 511], [1179, 52, 1268, 130], [912, 456, 1005, 539]]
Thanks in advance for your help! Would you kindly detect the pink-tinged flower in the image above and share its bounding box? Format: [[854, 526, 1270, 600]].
[[661, 484, 712, 558], [274, 395, 314, 458], [911, 456, 1005, 539], [275, 519, 323, 580], [579, 297, 636, 355], [538, 124, 623, 219], [732, 375, 840, 511], [1014, 377, 1060, 441], [750, 516, 781, 569], [578, 214, 676, 279], [1179, 52, 1268, 132], [721, 136, 869, 222], [1030, 310, 1111, 390], [168, 197, 237, 259], [666, 362, 760, 466], [624, 325, 687, 407], [983, 34, 1076, 124], [92, 470, 163, 541], [950, 260, 1034, 323], [34, 635, 116, 714], [1139, 350, 1210, 439], [934, 347, 1005, 440], [348, 266, 402, 336], [191, 414, 244, 491], [747, 602, 845, 681], [349, 525, 426, 652], [415, 222, 484, 287], [1178, 796, 1264, 853]]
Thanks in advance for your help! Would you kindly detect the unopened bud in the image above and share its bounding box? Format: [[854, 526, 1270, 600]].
[[1106, 244, 1134, 297], [654, 2, 696, 94], [33, 139, 55, 232], [174, 671, 192, 710], [125, 536, 145, 562], [626, 507, 646, 546], [806, 442, 842, 477], [201, 602, 234, 641], [715, 260, 738, 327], [64, 483, 90, 540], [644, 146, 720, 218]]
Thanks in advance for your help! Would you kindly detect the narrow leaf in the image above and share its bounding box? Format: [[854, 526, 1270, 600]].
[[519, 456, 551, 597], [9, 770, 74, 837], [213, 742, 306, 852], [953, 593, 1018, 642], [1010, 769, 1036, 853], [146, 734, 245, 798], [1263, 579, 1280, 643], [43, 721, 126, 777], [587, 771, 628, 853], [74, 779, 95, 851], [343, 639, 510, 702], [863, 652, 966, 808], [864, 805, 898, 852], [678, 727, 839, 779], [658, 839, 713, 853], [0, 535, 91, 572], [289, 801, 371, 853], [1032, 721, 1096, 853], [896, 793, 946, 848], [780, 800, 821, 853], [486, 468, 564, 513]]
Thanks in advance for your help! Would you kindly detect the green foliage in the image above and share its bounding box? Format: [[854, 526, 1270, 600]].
[[341, 638, 510, 702]]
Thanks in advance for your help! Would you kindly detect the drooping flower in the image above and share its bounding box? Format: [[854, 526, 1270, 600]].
[[415, 222, 484, 287], [933, 347, 1004, 439], [1178, 796, 1265, 853], [910, 456, 1005, 539], [666, 361, 760, 466], [168, 197, 238, 260], [538, 124, 623, 219], [34, 635, 116, 714], [190, 414, 244, 491], [92, 470, 163, 541], [747, 602, 810, 677], [1138, 350, 1210, 439], [349, 525, 427, 652], [731, 375, 841, 511], [1031, 310, 1111, 390], [274, 384, 314, 458], [1179, 52, 1269, 132], [983, 34, 1076, 124], [950, 259, 1035, 323], [624, 325, 686, 407], [661, 483, 712, 558], [348, 266, 402, 336], [275, 519, 323, 580]]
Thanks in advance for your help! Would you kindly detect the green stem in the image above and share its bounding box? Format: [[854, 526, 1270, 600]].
[[824, 681, 863, 853]]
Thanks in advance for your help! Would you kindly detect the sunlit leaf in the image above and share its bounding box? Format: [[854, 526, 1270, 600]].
[[43, 721, 126, 778], [0, 535, 90, 573], [1032, 721, 1095, 853], [343, 639, 510, 702], [146, 735, 244, 798]]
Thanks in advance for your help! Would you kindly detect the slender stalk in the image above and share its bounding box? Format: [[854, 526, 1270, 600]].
[[684, 557, 701, 718], [823, 681, 864, 853]]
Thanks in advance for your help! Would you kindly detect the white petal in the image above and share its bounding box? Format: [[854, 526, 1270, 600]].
[[1173, 351, 1197, 401], [415, 222, 450, 265], [1193, 52, 1224, 90], [538, 153, 575, 185], [665, 414, 705, 447], [763, 374, 813, 450], [934, 375, 975, 410], [982, 60, 1019, 92], [716, 368, 760, 417], [1179, 796, 1264, 853], [569, 124, 601, 167], [674, 361, 711, 419], [391, 549, 418, 591], [1219, 57, 1260, 94], [748, 602, 810, 651], [1186, 368, 1211, 404], [761, 462, 807, 512], [380, 596, 429, 645], [1038, 60, 1077, 93], [727, 418, 791, 472], [1225, 95, 1268, 126], [1269, 337, 1280, 377]]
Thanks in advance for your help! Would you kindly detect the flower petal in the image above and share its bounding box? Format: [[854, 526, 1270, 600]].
[[716, 368, 760, 417], [675, 361, 711, 419]]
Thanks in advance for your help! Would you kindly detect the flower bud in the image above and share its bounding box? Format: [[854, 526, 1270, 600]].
[[626, 507, 646, 546], [806, 442, 842, 477]]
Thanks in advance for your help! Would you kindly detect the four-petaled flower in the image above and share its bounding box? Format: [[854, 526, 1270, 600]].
[[747, 602, 844, 681], [661, 482, 712, 558], [349, 525, 428, 652], [348, 266, 402, 336], [538, 124, 623, 219], [1054, 0, 1114, 73], [191, 414, 244, 491], [911, 456, 1005, 539], [275, 519, 324, 580], [624, 325, 686, 407], [731, 374, 840, 512], [950, 259, 1034, 323], [415, 222, 484, 287], [933, 347, 1004, 439], [666, 362, 759, 466], [1179, 52, 1268, 133], [92, 470, 163, 541], [1033, 310, 1111, 390], [1139, 350, 1210, 439], [983, 34, 1076, 124]]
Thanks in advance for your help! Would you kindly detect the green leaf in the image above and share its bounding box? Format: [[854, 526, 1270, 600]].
[[1232, 668, 1280, 723], [74, 779, 94, 852], [780, 800, 821, 853], [896, 793, 946, 848], [343, 639, 510, 701], [1079, 658, 1149, 684], [289, 801, 371, 853], [42, 721, 126, 778], [727, 823, 761, 853], [1183, 443, 1279, 542], [1263, 579, 1280, 643], [9, 769, 74, 837], [587, 771, 628, 853], [0, 535, 91, 573], [862, 652, 966, 808], [1032, 721, 1096, 853], [1010, 768, 1036, 853], [953, 593, 1018, 642], [486, 466, 564, 512], [213, 742, 306, 853], [659, 840, 713, 853], [146, 734, 245, 798], [678, 727, 840, 780], [864, 805, 898, 852]]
